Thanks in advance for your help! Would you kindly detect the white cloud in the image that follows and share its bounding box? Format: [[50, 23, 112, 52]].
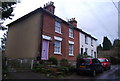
[[1, 0, 118, 45]]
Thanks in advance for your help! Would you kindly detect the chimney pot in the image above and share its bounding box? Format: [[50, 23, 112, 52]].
[[43, 1, 55, 14], [68, 18, 77, 27]]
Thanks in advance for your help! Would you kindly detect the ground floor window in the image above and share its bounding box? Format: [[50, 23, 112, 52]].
[[54, 40, 61, 54], [69, 44, 74, 56]]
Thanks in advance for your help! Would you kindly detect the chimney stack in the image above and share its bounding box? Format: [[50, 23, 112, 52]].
[[43, 1, 55, 14], [68, 18, 77, 27]]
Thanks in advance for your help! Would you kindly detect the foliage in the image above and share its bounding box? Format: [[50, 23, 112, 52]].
[[1, 2, 16, 20], [113, 39, 120, 48], [1, 32, 7, 50], [60, 58, 68, 66], [2, 54, 8, 75], [77, 52, 92, 59], [102, 36, 112, 50], [1, 1, 19, 51], [32, 63, 44, 72], [48, 57, 58, 65], [97, 44, 103, 51], [110, 56, 120, 65], [32, 60, 76, 78]]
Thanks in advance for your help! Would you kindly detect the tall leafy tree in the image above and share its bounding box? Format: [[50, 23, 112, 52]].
[[102, 36, 112, 50], [0, 1, 20, 50], [0, 1, 17, 30]]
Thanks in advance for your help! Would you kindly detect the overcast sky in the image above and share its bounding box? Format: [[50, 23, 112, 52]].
[[0, 0, 119, 45]]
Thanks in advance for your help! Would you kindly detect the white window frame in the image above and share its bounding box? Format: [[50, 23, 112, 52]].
[[68, 41, 74, 56], [85, 35, 88, 44], [55, 21, 61, 34], [54, 40, 61, 54], [91, 38, 93, 46], [91, 50, 93, 57], [54, 36, 62, 54], [69, 44, 74, 56], [69, 28, 73, 38]]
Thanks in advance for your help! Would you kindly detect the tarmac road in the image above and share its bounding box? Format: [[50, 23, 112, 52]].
[[64, 65, 120, 80], [3, 65, 120, 80]]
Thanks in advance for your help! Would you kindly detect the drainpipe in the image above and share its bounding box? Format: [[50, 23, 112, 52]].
[[37, 10, 44, 64]]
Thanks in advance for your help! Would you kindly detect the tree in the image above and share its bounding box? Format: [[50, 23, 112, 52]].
[[113, 39, 120, 58], [113, 39, 120, 48], [1, 2, 16, 20], [0, 1, 20, 50], [1, 1, 20, 76], [97, 44, 103, 50], [102, 36, 112, 50], [0, 1, 17, 30], [1, 32, 7, 50]]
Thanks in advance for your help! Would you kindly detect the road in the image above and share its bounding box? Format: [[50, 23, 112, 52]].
[[3, 65, 120, 80], [64, 65, 120, 80]]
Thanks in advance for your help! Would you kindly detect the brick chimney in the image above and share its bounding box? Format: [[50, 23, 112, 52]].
[[43, 1, 55, 14], [68, 18, 77, 27]]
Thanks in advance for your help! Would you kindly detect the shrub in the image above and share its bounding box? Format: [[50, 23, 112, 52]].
[[60, 59, 68, 66], [77, 53, 92, 59], [32, 63, 45, 72], [48, 57, 58, 65], [57, 66, 69, 75]]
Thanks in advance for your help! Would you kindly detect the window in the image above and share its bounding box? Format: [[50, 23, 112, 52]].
[[69, 28, 73, 38], [85, 35, 88, 44], [55, 21, 61, 33], [94, 52, 97, 58], [85, 48, 88, 54], [91, 38, 93, 46], [81, 48, 83, 54], [54, 40, 61, 54], [69, 44, 74, 56], [91, 50, 93, 57]]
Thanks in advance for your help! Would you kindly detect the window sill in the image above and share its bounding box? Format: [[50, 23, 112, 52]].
[[69, 54, 74, 56], [69, 36, 74, 39], [54, 52, 62, 55], [55, 31, 62, 35]]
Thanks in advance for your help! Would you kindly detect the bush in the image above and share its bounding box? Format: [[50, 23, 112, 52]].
[[57, 66, 69, 75], [60, 59, 68, 66], [48, 57, 58, 65], [32, 63, 44, 72], [77, 53, 92, 59]]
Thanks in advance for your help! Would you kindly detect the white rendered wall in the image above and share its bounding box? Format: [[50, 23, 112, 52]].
[[80, 32, 97, 58]]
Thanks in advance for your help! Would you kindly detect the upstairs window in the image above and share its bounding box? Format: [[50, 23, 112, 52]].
[[55, 21, 61, 34], [69, 28, 73, 38], [85, 35, 88, 44], [91, 38, 93, 46]]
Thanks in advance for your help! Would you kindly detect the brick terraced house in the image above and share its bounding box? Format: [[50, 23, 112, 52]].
[[5, 1, 97, 65]]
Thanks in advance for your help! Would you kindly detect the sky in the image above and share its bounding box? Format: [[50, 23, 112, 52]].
[[0, 0, 119, 46]]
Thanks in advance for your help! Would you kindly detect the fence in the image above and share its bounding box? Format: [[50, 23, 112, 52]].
[[6, 58, 34, 72]]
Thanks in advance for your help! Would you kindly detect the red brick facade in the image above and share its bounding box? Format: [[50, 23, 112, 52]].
[[42, 12, 80, 61]]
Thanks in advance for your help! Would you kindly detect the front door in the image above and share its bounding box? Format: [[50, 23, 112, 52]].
[[41, 40, 49, 60]]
